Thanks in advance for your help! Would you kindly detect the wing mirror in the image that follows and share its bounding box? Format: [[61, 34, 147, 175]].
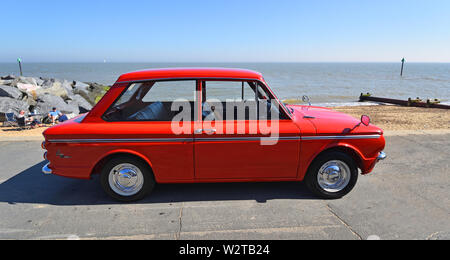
[[302, 95, 311, 106], [361, 115, 371, 126]]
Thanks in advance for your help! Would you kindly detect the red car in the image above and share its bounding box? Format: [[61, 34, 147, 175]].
[[42, 68, 386, 202]]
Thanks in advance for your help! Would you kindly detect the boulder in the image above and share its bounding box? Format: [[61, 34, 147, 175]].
[[68, 94, 92, 113], [41, 78, 57, 89], [83, 82, 110, 105], [23, 95, 38, 107], [73, 81, 90, 92], [35, 78, 44, 86], [0, 85, 23, 99], [1, 75, 15, 80], [74, 90, 95, 106], [62, 80, 73, 91], [0, 97, 29, 115], [62, 80, 76, 99], [0, 79, 14, 86], [89, 82, 106, 92], [35, 81, 69, 99], [35, 94, 79, 115], [18, 76, 38, 86], [17, 83, 40, 94], [0, 75, 103, 116]]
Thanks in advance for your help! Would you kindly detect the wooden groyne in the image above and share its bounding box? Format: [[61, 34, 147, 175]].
[[359, 93, 450, 109]]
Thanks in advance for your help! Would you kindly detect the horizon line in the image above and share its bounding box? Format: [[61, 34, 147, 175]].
[[1, 61, 450, 64]]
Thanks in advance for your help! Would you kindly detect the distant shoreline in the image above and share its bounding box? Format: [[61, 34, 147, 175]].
[[2, 62, 450, 64]]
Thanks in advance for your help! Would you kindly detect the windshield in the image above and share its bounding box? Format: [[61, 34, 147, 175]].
[[74, 113, 87, 123]]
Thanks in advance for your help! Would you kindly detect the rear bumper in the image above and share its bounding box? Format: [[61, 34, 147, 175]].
[[42, 163, 52, 175], [41, 163, 92, 179]]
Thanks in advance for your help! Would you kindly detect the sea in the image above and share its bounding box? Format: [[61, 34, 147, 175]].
[[1, 62, 449, 106]]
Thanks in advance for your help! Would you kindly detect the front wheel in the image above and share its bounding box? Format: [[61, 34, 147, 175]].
[[305, 151, 358, 199], [100, 156, 155, 202]]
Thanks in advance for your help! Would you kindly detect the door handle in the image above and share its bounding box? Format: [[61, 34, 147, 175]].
[[195, 129, 216, 134]]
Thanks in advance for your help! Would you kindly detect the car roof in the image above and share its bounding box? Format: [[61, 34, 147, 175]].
[[116, 67, 264, 83]]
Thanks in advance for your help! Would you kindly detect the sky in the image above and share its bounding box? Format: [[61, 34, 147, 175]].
[[1, 0, 450, 63]]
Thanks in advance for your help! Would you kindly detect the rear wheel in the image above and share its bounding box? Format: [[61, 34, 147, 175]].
[[305, 151, 358, 199], [100, 156, 155, 202]]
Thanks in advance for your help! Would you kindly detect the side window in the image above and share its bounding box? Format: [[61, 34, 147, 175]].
[[103, 80, 196, 121], [114, 83, 141, 106], [202, 81, 256, 121], [202, 81, 288, 121], [203, 81, 255, 101], [255, 83, 289, 120], [142, 81, 195, 102]]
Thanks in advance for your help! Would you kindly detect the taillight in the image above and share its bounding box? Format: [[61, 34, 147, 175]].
[[41, 141, 46, 150], [43, 152, 48, 160]]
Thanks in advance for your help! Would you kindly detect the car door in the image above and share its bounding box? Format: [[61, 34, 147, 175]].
[[194, 80, 300, 180], [102, 80, 197, 182]]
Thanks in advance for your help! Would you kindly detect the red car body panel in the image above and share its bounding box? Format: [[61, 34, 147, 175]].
[[43, 68, 386, 182]]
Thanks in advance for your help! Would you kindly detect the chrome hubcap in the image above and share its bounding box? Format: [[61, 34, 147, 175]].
[[108, 163, 143, 196], [317, 160, 351, 192]]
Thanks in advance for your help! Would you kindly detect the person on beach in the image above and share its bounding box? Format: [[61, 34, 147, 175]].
[[17, 110, 43, 129], [48, 107, 62, 125]]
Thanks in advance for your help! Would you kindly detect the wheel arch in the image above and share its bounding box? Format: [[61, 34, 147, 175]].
[[90, 149, 154, 178], [307, 144, 365, 174]]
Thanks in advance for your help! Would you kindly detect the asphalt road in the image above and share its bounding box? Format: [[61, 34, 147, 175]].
[[0, 134, 448, 240]]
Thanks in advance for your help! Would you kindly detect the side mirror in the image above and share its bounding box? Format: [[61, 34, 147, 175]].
[[302, 95, 311, 106], [361, 115, 371, 126]]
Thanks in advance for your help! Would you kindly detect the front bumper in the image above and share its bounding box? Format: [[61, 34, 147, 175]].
[[42, 163, 52, 175], [377, 151, 387, 162], [361, 151, 387, 175]]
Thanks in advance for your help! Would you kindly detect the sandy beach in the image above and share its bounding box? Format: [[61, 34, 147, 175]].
[[333, 105, 450, 131], [1, 105, 449, 141]]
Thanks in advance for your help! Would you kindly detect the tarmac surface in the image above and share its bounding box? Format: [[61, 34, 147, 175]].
[[0, 133, 448, 240]]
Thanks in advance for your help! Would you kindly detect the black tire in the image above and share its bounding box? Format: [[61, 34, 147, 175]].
[[304, 151, 358, 199], [100, 156, 155, 202]]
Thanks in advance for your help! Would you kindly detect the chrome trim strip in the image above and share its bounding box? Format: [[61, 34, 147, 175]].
[[48, 136, 301, 144], [195, 136, 300, 142], [301, 135, 381, 140], [48, 135, 379, 143], [48, 138, 193, 144], [49, 135, 378, 143]]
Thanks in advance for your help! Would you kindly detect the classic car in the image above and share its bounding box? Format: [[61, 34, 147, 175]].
[[42, 68, 386, 202]]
